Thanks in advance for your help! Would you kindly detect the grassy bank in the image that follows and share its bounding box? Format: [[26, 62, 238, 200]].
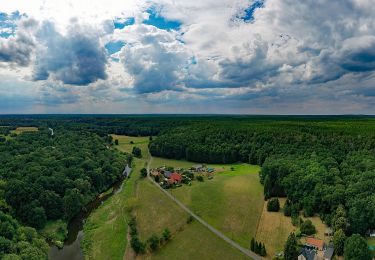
[[82, 136, 148, 260]]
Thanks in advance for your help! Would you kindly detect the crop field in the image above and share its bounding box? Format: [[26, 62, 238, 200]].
[[11, 126, 38, 134]]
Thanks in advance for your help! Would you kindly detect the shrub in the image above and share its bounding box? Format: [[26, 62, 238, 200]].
[[187, 215, 194, 224], [196, 175, 204, 182], [140, 168, 147, 178], [300, 220, 316, 235], [284, 200, 292, 216], [162, 228, 171, 241], [147, 234, 160, 251], [131, 236, 145, 254], [132, 146, 142, 158], [267, 198, 280, 212]]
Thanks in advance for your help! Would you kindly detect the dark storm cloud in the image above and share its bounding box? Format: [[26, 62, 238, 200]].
[[33, 21, 107, 85]]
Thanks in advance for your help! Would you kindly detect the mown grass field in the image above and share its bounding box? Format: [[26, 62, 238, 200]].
[[168, 163, 263, 248], [256, 198, 328, 259], [145, 221, 249, 260], [134, 179, 188, 241], [111, 134, 150, 157]]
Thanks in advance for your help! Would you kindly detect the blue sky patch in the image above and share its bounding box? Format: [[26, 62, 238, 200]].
[[143, 7, 181, 31], [0, 11, 22, 38], [114, 17, 135, 29], [240, 0, 264, 22], [105, 41, 125, 55]]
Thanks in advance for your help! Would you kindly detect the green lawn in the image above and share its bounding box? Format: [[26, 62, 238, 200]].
[[170, 164, 263, 248], [147, 221, 248, 260]]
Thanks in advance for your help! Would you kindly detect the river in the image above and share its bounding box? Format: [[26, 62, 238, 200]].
[[48, 175, 127, 260]]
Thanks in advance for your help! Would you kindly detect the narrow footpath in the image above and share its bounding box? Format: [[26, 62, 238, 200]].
[[146, 156, 261, 260]]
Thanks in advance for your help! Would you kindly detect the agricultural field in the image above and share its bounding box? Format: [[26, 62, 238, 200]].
[[256, 198, 329, 259], [165, 163, 263, 248], [11, 126, 38, 134], [147, 221, 248, 260]]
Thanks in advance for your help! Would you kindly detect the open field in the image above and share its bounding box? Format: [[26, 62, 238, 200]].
[[111, 134, 149, 157], [11, 126, 38, 134], [135, 179, 188, 241], [82, 142, 147, 260], [169, 164, 263, 248], [256, 198, 329, 259], [145, 221, 249, 260]]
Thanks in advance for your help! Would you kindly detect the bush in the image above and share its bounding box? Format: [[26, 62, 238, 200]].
[[187, 215, 194, 224], [131, 236, 145, 254], [147, 234, 160, 251], [132, 147, 142, 158], [140, 168, 147, 178], [267, 198, 280, 212], [196, 175, 204, 182], [114, 139, 119, 145], [300, 220, 316, 235], [162, 228, 171, 241], [284, 200, 292, 216]]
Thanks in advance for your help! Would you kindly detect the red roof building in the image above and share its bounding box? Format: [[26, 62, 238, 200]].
[[170, 173, 182, 183], [305, 237, 325, 251]]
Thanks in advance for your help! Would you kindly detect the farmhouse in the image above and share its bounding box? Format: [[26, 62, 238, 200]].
[[192, 164, 204, 172], [305, 237, 324, 251], [170, 173, 182, 184], [298, 248, 317, 260], [163, 171, 172, 178]]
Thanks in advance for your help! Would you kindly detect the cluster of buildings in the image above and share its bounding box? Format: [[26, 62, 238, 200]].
[[298, 237, 334, 260], [150, 164, 215, 188]]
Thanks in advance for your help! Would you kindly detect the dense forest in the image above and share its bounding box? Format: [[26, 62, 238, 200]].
[[0, 125, 126, 259], [0, 115, 374, 258]]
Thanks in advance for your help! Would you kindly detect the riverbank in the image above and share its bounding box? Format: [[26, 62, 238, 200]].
[[48, 175, 128, 260], [82, 136, 148, 259]]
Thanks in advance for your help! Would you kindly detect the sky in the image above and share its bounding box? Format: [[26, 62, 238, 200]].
[[0, 0, 374, 114]]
